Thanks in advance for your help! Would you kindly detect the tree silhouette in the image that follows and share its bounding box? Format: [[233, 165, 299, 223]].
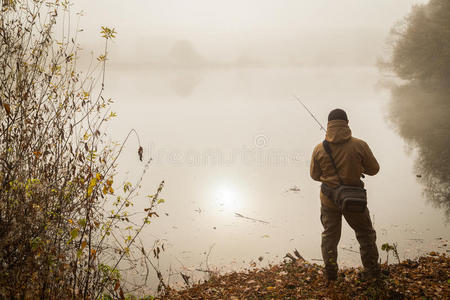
[[384, 0, 450, 218]]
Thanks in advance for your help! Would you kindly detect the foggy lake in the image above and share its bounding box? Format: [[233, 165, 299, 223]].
[[3, 0, 449, 297], [101, 65, 448, 288], [65, 0, 449, 292]]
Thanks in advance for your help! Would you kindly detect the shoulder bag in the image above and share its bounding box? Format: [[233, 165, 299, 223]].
[[321, 140, 367, 213]]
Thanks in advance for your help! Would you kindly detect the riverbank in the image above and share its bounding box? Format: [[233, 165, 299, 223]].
[[161, 252, 449, 299]]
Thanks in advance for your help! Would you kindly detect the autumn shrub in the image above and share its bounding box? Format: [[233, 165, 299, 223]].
[[0, 1, 164, 298]]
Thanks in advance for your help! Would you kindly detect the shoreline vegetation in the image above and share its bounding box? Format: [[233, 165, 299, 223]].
[[161, 252, 449, 299]]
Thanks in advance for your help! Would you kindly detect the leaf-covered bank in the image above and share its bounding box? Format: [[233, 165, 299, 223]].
[[162, 253, 449, 299]]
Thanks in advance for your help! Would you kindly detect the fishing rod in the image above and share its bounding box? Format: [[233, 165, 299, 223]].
[[294, 96, 365, 178], [293, 95, 326, 132]]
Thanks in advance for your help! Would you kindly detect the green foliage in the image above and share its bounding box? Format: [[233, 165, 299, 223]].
[[99, 263, 121, 281], [381, 243, 400, 264], [100, 26, 117, 40], [0, 0, 164, 298]]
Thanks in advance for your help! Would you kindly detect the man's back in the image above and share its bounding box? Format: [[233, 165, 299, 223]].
[[310, 119, 379, 188]]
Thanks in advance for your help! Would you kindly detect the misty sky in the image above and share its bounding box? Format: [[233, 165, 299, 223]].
[[73, 0, 428, 66]]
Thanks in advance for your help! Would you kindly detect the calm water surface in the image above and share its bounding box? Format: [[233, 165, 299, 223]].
[[103, 66, 448, 289]]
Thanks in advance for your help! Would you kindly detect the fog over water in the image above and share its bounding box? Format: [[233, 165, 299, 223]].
[[70, 0, 448, 290], [74, 0, 428, 68]]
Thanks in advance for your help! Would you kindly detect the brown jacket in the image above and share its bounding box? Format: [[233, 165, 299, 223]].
[[310, 120, 380, 208]]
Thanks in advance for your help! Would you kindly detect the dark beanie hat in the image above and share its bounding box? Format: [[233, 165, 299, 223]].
[[328, 108, 348, 121]]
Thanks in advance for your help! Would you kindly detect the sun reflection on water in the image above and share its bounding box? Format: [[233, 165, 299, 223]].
[[214, 185, 241, 213]]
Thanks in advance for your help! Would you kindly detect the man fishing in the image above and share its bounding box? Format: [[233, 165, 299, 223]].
[[309, 108, 381, 283]]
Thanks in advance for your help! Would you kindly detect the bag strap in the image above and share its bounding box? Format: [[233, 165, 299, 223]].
[[322, 140, 344, 185]]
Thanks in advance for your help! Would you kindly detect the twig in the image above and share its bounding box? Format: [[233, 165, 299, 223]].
[[341, 247, 359, 254], [234, 212, 269, 224], [180, 272, 190, 287], [284, 249, 305, 262], [205, 243, 215, 272], [195, 268, 215, 274]]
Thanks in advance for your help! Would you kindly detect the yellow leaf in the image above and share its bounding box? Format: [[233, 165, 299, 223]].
[[87, 178, 97, 196], [70, 229, 79, 239], [90, 178, 97, 187], [81, 241, 87, 250], [97, 54, 106, 62], [266, 286, 275, 291], [96, 173, 102, 180]]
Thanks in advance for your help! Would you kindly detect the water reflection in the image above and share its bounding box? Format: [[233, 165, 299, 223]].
[[214, 185, 241, 212], [387, 83, 450, 218], [169, 40, 207, 68], [170, 71, 202, 97]]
